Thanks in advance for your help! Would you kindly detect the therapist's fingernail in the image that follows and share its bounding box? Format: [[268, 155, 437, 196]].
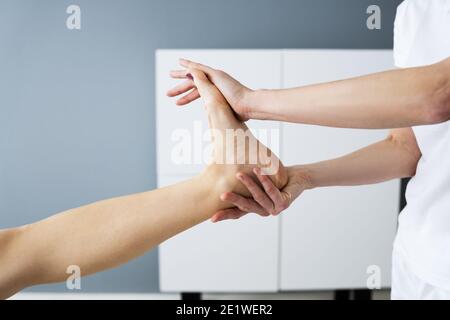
[[186, 73, 193, 80]]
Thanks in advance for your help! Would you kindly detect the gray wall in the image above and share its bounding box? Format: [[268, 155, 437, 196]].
[[0, 0, 402, 293]]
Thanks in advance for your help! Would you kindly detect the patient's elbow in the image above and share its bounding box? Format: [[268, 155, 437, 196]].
[[0, 226, 32, 299]]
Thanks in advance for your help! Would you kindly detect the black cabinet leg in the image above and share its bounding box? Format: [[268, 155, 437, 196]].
[[181, 292, 202, 300], [334, 289, 372, 300], [353, 289, 372, 300], [334, 289, 351, 300]]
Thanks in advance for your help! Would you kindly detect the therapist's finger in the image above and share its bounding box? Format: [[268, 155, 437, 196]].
[[228, 211, 249, 221], [211, 208, 247, 222], [254, 168, 285, 215], [167, 79, 195, 97], [176, 88, 200, 106], [236, 173, 275, 214], [221, 192, 270, 216]]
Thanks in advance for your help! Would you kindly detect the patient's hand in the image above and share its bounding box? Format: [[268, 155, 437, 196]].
[[168, 59, 253, 121], [187, 69, 288, 202]]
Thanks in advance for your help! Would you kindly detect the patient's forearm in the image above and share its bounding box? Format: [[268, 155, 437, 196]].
[[0, 170, 228, 298], [0, 68, 287, 299]]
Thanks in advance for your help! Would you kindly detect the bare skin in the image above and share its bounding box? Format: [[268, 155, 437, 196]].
[[168, 57, 450, 127], [213, 127, 420, 221], [0, 70, 287, 299], [168, 57, 448, 220]]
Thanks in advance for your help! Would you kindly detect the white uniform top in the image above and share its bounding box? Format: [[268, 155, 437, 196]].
[[393, 0, 450, 289]]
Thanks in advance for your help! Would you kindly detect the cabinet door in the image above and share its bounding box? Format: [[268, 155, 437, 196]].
[[157, 50, 282, 292], [280, 50, 399, 290]]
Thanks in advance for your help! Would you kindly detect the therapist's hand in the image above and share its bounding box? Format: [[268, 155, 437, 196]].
[[211, 166, 312, 222], [167, 58, 254, 121]]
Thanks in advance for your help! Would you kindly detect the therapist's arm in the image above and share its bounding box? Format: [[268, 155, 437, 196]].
[[168, 57, 450, 128], [0, 70, 287, 299], [212, 127, 420, 221]]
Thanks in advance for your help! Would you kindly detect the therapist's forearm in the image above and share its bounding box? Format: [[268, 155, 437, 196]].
[[292, 129, 421, 189], [250, 58, 450, 128]]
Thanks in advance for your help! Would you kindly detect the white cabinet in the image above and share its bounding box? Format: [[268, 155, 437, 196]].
[[157, 49, 399, 292], [156, 50, 282, 292]]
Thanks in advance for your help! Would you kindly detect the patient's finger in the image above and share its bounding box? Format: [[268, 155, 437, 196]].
[[188, 69, 224, 105], [188, 69, 214, 91], [170, 69, 189, 79], [176, 88, 200, 106], [236, 173, 274, 213], [167, 80, 195, 97], [179, 58, 215, 73]]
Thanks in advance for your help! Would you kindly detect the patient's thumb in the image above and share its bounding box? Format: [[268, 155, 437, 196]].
[[188, 69, 217, 103]]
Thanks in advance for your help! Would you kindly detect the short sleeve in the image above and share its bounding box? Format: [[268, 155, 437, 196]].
[[393, 1, 409, 67], [393, 0, 421, 68]]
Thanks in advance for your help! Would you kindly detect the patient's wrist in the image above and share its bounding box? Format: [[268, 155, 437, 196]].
[[200, 164, 239, 211], [205, 102, 232, 116], [203, 164, 236, 190]]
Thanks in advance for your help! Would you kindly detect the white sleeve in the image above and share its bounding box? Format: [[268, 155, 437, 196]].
[[393, 0, 421, 68]]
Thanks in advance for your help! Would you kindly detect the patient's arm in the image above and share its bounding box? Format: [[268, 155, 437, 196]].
[[0, 173, 225, 299], [0, 70, 287, 299]]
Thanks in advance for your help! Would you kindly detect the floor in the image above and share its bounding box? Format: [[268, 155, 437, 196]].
[[9, 290, 391, 300]]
